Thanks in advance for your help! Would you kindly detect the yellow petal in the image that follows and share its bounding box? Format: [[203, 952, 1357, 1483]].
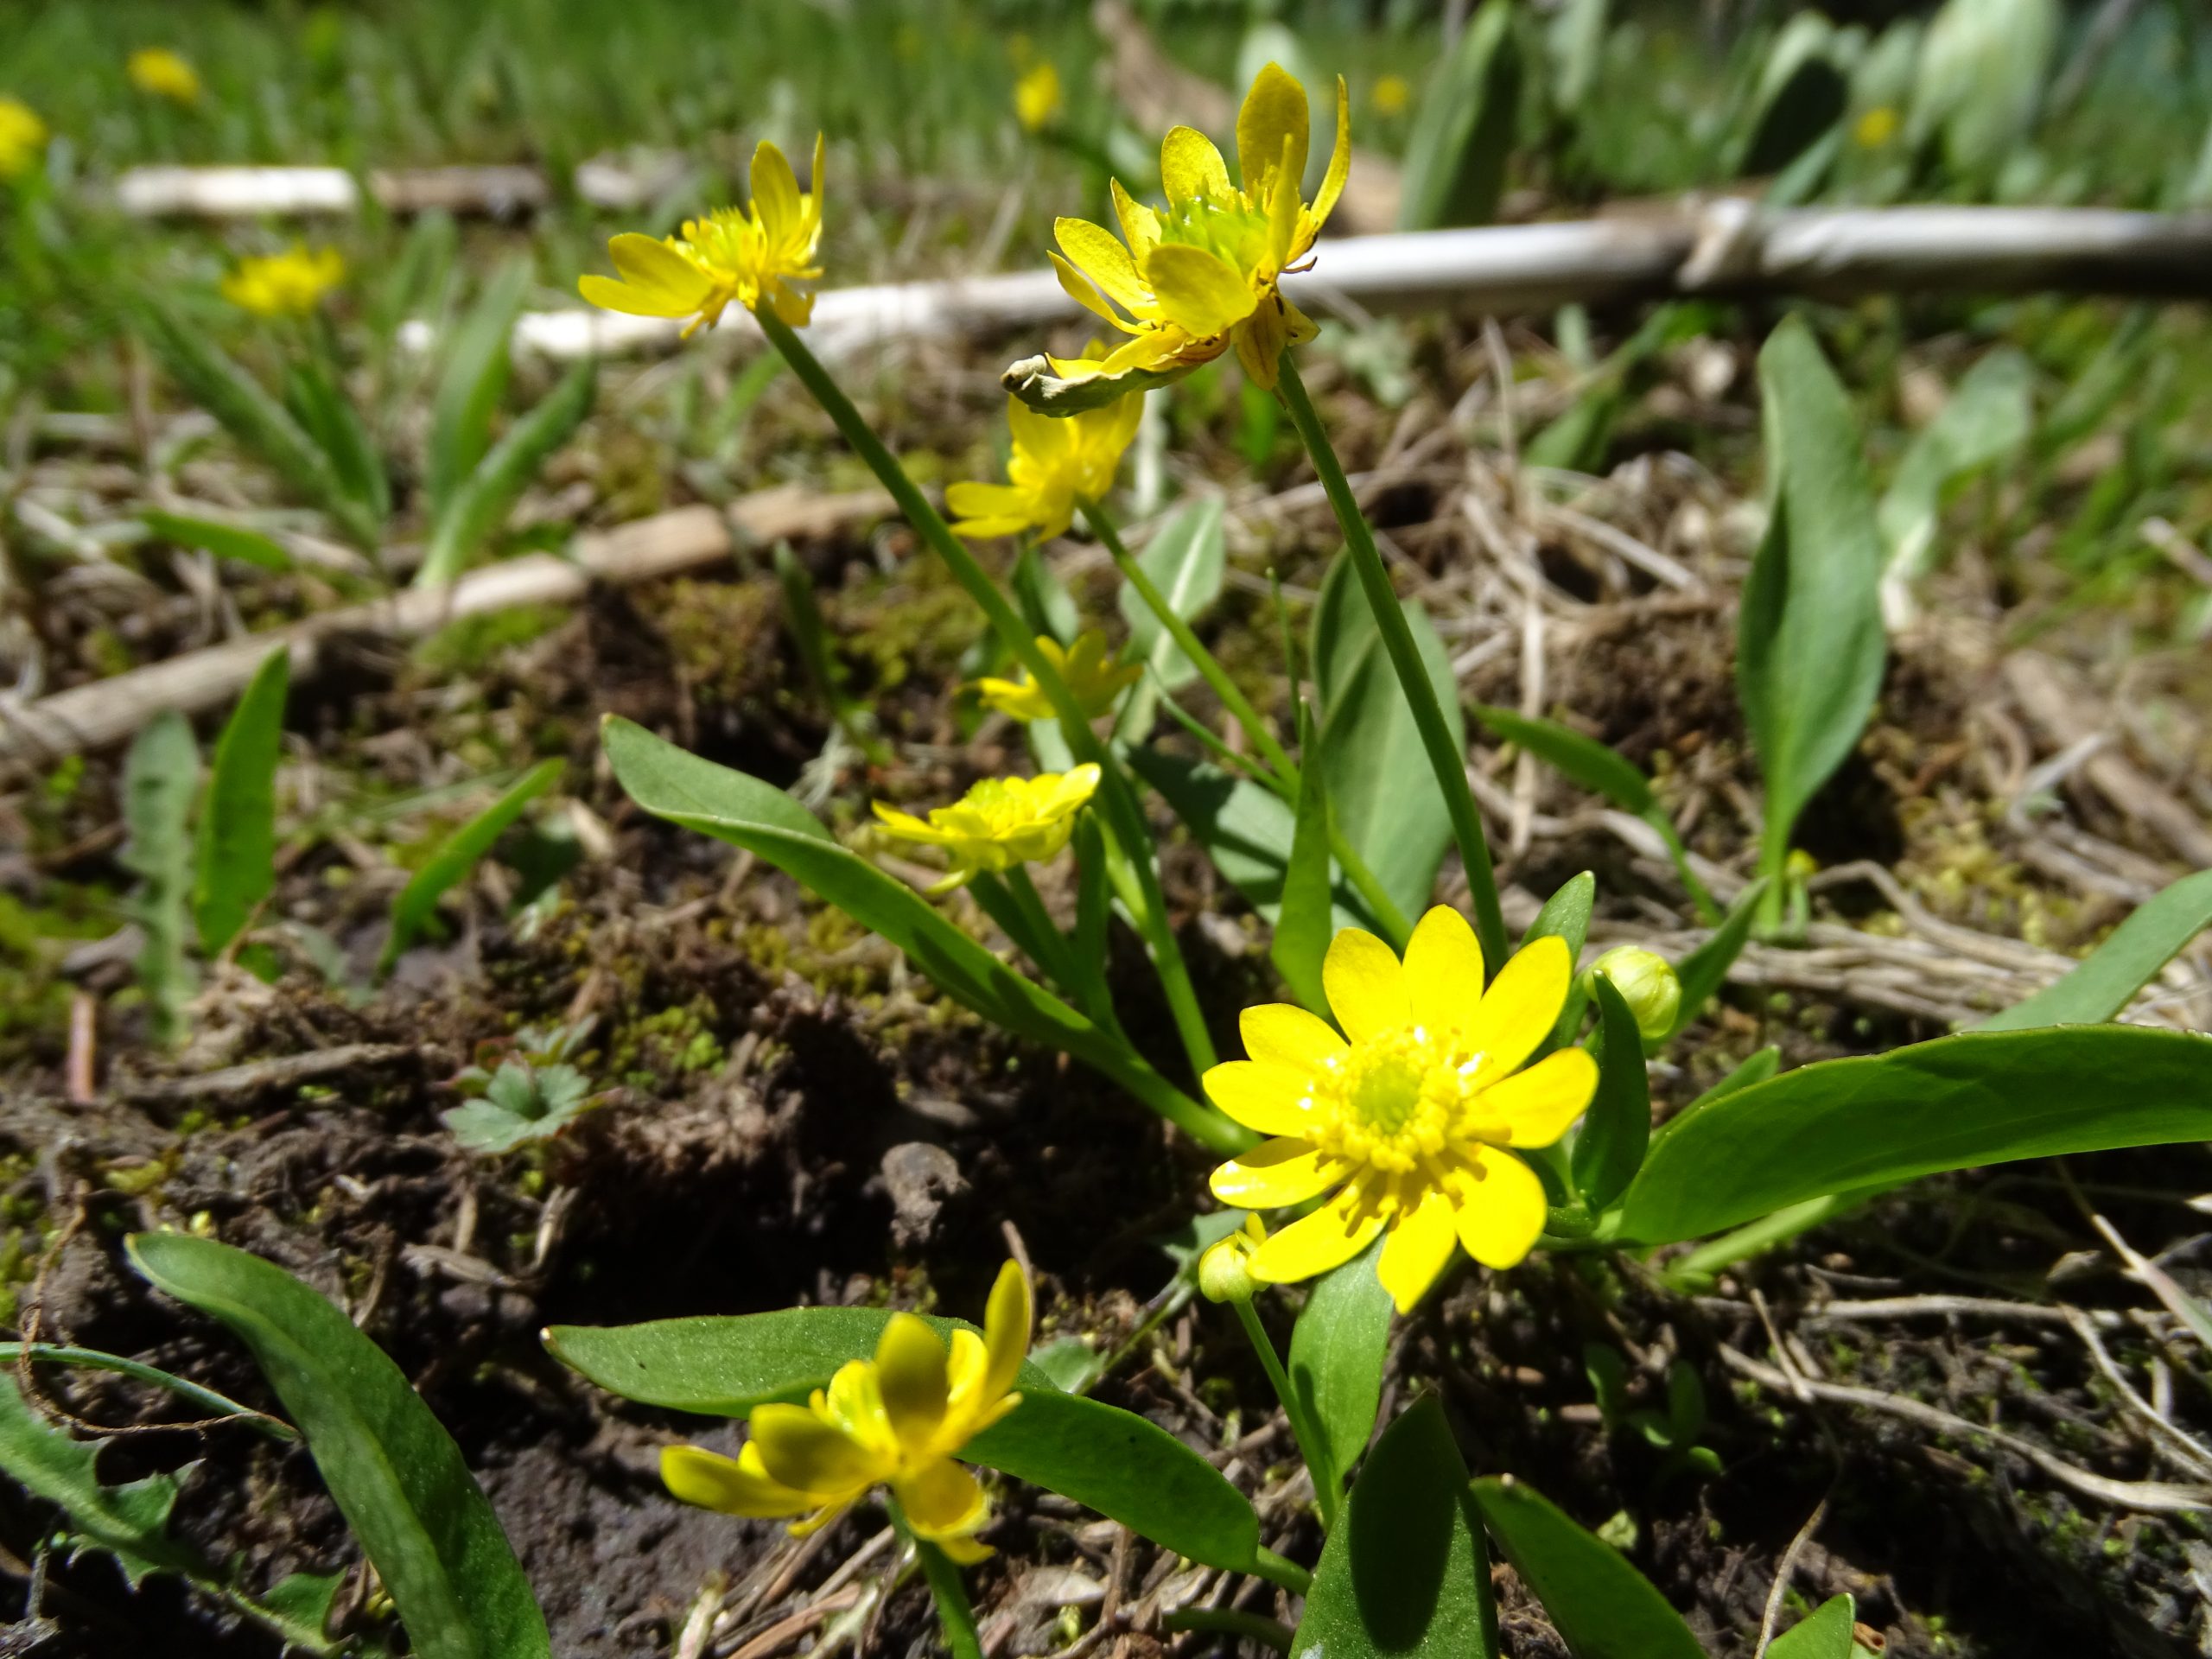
[[1232, 298, 1287, 388], [608, 232, 710, 299], [747, 1401, 881, 1496], [896, 1457, 992, 1554], [1236, 61, 1311, 194], [660, 1443, 817, 1517], [1313, 78, 1351, 228], [1466, 936, 1572, 1082], [1141, 245, 1257, 339], [1475, 1046, 1599, 1149], [1211, 1137, 1344, 1207], [1376, 1186, 1459, 1313], [1239, 1002, 1345, 1071], [1402, 905, 1484, 1037], [982, 1258, 1032, 1402], [872, 802, 948, 845], [1447, 1146, 1548, 1270], [1203, 1059, 1314, 1135], [947, 480, 1031, 522], [1160, 124, 1232, 202], [1110, 177, 1160, 257], [1323, 927, 1409, 1041], [751, 140, 802, 236], [1050, 251, 1133, 330], [1249, 1183, 1386, 1285], [1055, 219, 1152, 315], [874, 1313, 951, 1451]]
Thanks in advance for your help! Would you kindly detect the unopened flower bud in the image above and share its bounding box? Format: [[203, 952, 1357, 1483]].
[[1198, 1216, 1267, 1303], [1589, 947, 1681, 1042]]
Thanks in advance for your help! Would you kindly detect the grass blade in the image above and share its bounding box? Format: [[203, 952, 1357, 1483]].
[[378, 758, 562, 977]]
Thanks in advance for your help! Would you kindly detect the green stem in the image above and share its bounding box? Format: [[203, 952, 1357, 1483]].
[[1250, 1546, 1314, 1596], [0, 1342, 295, 1440], [1163, 1608, 1295, 1651], [1275, 355, 1507, 969], [1233, 1298, 1341, 1533], [758, 310, 1222, 1089], [886, 1498, 983, 1659]]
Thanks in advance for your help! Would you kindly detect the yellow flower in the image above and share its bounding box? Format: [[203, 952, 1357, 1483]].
[[0, 99, 48, 182], [948, 392, 1143, 543], [220, 245, 346, 317], [579, 136, 825, 336], [1371, 73, 1412, 117], [1003, 61, 1351, 414], [1205, 908, 1598, 1313], [974, 632, 1141, 723], [1853, 105, 1900, 149], [873, 764, 1102, 893], [664, 1261, 1032, 1563], [129, 48, 202, 105], [1015, 61, 1064, 133]]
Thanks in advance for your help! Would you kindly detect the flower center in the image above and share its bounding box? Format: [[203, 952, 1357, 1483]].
[[1306, 1028, 1484, 1174], [1157, 196, 1273, 279]]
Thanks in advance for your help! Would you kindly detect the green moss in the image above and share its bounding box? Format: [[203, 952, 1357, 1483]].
[[411, 604, 567, 677], [610, 997, 725, 1086], [647, 577, 784, 709]]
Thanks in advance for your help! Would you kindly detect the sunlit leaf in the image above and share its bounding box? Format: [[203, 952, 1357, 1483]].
[[1470, 1475, 1704, 1659]]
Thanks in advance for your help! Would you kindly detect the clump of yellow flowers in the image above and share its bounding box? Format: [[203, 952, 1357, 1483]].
[[579, 137, 825, 335], [664, 1262, 1031, 1562], [1205, 907, 1598, 1313], [220, 245, 346, 318], [128, 48, 203, 106], [874, 765, 1102, 893], [0, 99, 48, 182], [947, 391, 1143, 543], [1004, 62, 1349, 412], [973, 632, 1139, 724]]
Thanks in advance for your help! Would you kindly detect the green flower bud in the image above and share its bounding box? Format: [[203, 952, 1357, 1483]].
[[1590, 946, 1681, 1042], [1198, 1217, 1267, 1303]]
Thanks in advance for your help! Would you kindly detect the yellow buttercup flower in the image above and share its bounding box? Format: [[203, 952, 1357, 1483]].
[[1371, 73, 1412, 117], [0, 99, 48, 182], [664, 1261, 1032, 1564], [1015, 61, 1064, 133], [1003, 61, 1350, 414], [220, 245, 346, 317], [1853, 105, 1900, 149], [948, 392, 1143, 543], [874, 765, 1102, 893], [129, 48, 202, 105], [579, 136, 825, 337], [1205, 907, 1598, 1313], [974, 632, 1141, 723]]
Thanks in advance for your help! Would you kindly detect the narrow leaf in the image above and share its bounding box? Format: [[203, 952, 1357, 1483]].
[[429, 259, 531, 518], [1978, 868, 2212, 1033], [1767, 1593, 1859, 1658], [1012, 545, 1080, 646], [1526, 869, 1597, 1052], [379, 758, 562, 976], [194, 647, 289, 955], [1287, 1239, 1393, 1500], [1273, 702, 1333, 1014], [284, 360, 390, 528], [127, 1233, 550, 1659], [123, 710, 200, 1044], [1878, 348, 2032, 586], [1292, 1395, 1497, 1659], [1118, 498, 1225, 692], [1473, 705, 1655, 815], [416, 358, 594, 588], [1397, 0, 1522, 230], [1617, 1026, 2212, 1245], [1470, 1476, 1704, 1659], [0, 1369, 189, 1586], [140, 510, 294, 574], [1664, 879, 1764, 1039], [1573, 975, 1651, 1211]]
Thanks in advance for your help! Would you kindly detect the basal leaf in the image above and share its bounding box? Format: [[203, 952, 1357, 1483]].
[[1469, 1476, 1704, 1659], [1292, 1395, 1497, 1659], [1878, 348, 2032, 593], [379, 758, 563, 977], [1767, 1593, 1859, 1658], [1525, 870, 1597, 1054], [1272, 702, 1333, 1015], [123, 709, 200, 1044], [1573, 974, 1651, 1212], [128, 1233, 550, 1659], [0, 1369, 189, 1587], [1287, 1239, 1393, 1501], [194, 647, 289, 956], [1978, 868, 2212, 1033], [140, 509, 295, 574], [416, 357, 595, 588], [1617, 1026, 2212, 1245], [429, 258, 531, 520], [1664, 879, 1764, 1040], [1397, 0, 1522, 230], [1118, 498, 1224, 694], [1473, 705, 1653, 815]]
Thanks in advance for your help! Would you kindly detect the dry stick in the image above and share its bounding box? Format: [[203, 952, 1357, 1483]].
[[0, 488, 889, 766], [1753, 1494, 1828, 1658]]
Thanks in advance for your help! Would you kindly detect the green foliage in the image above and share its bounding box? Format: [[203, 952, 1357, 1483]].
[[429, 258, 531, 519], [1979, 868, 2212, 1032], [285, 358, 391, 529], [380, 757, 563, 976], [415, 357, 596, 588], [194, 647, 289, 956], [442, 1059, 595, 1154], [1272, 702, 1333, 1016], [1287, 1241, 1393, 1506], [0, 1367, 190, 1588], [1572, 973, 1650, 1211], [1878, 348, 2034, 597], [1768, 1595, 1861, 1658], [1397, 0, 1522, 230], [1117, 496, 1225, 696], [122, 709, 200, 1043], [1470, 1476, 1704, 1658], [1910, 0, 2059, 181], [1663, 879, 1764, 1041], [127, 1233, 549, 1659], [1618, 1025, 2212, 1245], [1292, 1395, 1497, 1659], [139, 509, 295, 575], [1738, 317, 1885, 921]]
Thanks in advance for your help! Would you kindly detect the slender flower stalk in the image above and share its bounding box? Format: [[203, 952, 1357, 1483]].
[[1274, 354, 1508, 969]]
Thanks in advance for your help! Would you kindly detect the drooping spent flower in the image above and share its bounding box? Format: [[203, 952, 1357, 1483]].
[[1205, 907, 1598, 1313], [873, 765, 1102, 893], [219, 245, 346, 317], [1001, 61, 1350, 413], [128, 48, 202, 105], [947, 391, 1143, 543], [0, 99, 48, 182], [973, 632, 1140, 724], [664, 1261, 1032, 1563], [579, 136, 825, 335]]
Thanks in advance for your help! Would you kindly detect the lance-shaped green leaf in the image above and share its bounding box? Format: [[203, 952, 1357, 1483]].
[[1616, 1025, 2212, 1245], [0, 1368, 190, 1587], [1293, 1395, 1497, 1659], [1273, 702, 1333, 1016], [1117, 497, 1224, 695], [284, 359, 390, 529], [1287, 1240, 1393, 1503], [416, 357, 595, 588], [1767, 1594, 1860, 1658], [1663, 879, 1765, 1041], [429, 258, 531, 520], [1397, 0, 1522, 230], [123, 709, 200, 1044], [379, 758, 562, 977], [1525, 870, 1597, 1053], [1738, 318, 1884, 912], [194, 647, 289, 955], [1573, 974, 1651, 1211], [140, 509, 294, 574], [1469, 1476, 1704, 1659], [1878, 348, 2032, 594], [128, 1233, 550, 1659], [1979, 868, 2212, 1033]]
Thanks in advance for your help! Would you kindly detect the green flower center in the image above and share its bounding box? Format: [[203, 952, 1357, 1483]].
[[1306, 1028, 1481, 1174], [1157, 196, 1273, 278]]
